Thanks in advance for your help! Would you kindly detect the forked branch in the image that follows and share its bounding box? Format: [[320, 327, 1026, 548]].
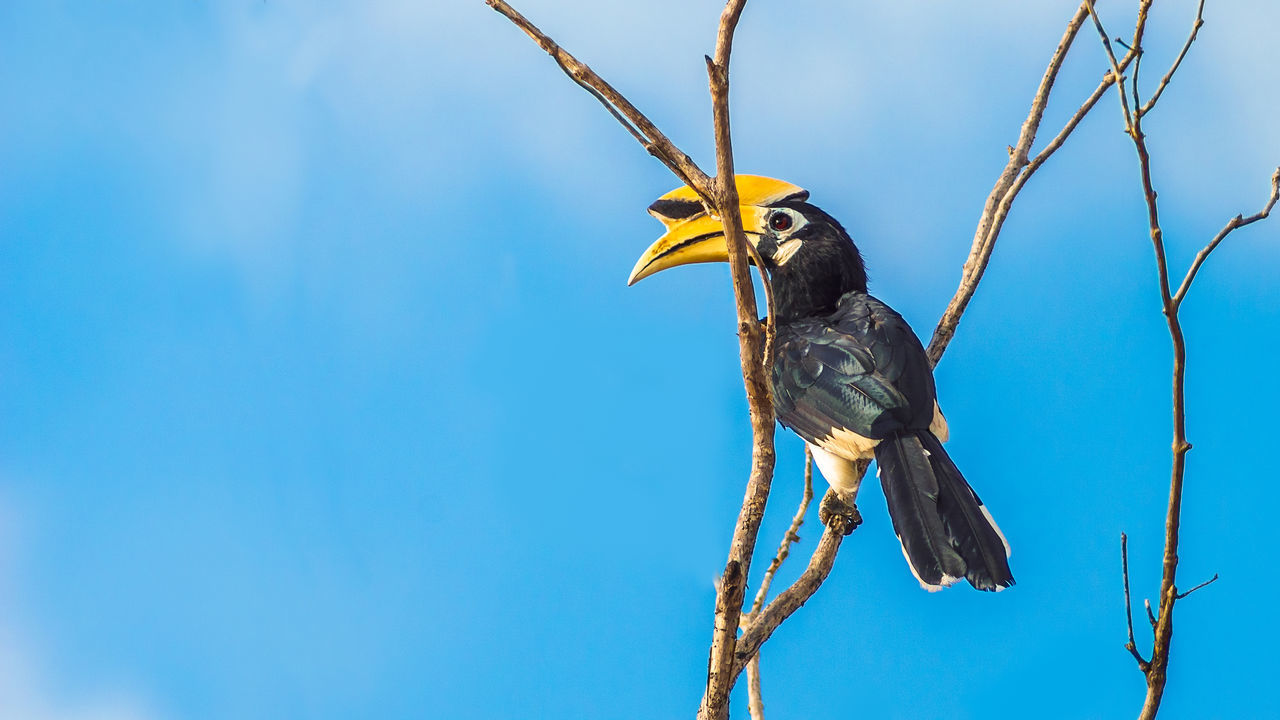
[[738, 0, 1133, 701], [1173, 168, 1280, 306], [927, 1, 1135, 366], [486, 2, 1182, 717], [485, 4, 772, 717], [742, 448, 815, 720], [1084, 2, 1276, 718]]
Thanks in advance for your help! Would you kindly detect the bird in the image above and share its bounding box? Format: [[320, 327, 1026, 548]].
[[628, 175, 1013, 592]]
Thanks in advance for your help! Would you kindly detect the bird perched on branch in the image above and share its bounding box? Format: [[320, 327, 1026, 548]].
[[628, 175, 1013, 592]]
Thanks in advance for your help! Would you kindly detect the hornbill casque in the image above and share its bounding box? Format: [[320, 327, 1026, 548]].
[[628, 175, 1014, 592]]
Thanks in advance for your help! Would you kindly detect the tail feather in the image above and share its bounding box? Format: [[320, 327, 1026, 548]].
[[918, 431, 1014, 591], [875, 430, 1014, 592], [874, 433, 966, 590]]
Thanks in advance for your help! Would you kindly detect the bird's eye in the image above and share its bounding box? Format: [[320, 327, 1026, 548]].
[[769, 212, 793, 232]]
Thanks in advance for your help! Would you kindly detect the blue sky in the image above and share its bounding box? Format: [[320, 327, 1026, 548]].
[[2, 1, 1278, 718]]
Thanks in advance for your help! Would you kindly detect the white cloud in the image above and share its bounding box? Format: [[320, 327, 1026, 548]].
[[0, 639, 160, 720], [0, 497, 162, 720], [17, 0, 1270, 296]]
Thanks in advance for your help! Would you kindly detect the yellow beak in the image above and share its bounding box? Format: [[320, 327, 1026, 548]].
[[627, 175, 808, 286]]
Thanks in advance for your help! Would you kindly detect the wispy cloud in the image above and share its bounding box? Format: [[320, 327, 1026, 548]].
[[0, 496, 162, 720]]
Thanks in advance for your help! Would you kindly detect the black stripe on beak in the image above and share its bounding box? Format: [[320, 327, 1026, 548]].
[[648, 198, 704, 222]]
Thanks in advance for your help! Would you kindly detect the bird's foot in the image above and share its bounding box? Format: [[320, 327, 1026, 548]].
[[818, 490, 861, 536]]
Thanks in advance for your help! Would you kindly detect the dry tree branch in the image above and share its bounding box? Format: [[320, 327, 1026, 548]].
[[742, 448, 814, 720], [1175, 573, 1219, 600], [1173, 168, 1280, 306], [486, 2, 1171, 717], [927, 1, 1134, 366], [1084, 0, 1135, 131], [748, 448, 815, 619], [746, 653, 764, 720], [699, 1, 787, 712], [484, 0, 712, 198], [1139, 0, 1204, 117], [1133, 166, 1278, 720], [1084, 2, 1277, 717], [733, 519, 846, 679], [483, 3, 772, 716], [1087, 5, 1182, 715], [736, 0, 1124, 695], [1121, 533, 1151, 671]]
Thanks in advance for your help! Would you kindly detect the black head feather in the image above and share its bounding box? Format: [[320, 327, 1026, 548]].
[[754, 200, 868, 322]]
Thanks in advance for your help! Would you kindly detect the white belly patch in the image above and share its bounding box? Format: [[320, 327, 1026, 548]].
[[809, 443, 867, 499], [808, 401, 949, 498], [818, 426, 878, 460]]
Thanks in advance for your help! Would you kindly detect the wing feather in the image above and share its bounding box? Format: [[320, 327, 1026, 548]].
[[772, 292, 936, 450]]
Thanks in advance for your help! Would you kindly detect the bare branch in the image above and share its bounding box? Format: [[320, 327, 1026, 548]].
[[736, 5, 1118, 705], [1176, 573, 1219, 600], [1088, 0, 1174, 313], [744, 240, 778, 379], [1027, 70, 1118, 170], [487, 4, 774, 716], [927, 2, 1127, 366], [712, 0, 748, 71], [738, 455, 815, 720], [490, 4, 1235, 719], [1144, 598, 1157, 629], [746, 654, 764, 720], [698, 3, 785, 716], [1088, 5, 1275, 718], [1121, 533, 1151, 671], [741, 449, 813, 720], [1083, 0, 1135, 132], [748, 448, 815, 617], [1139, 0, 1205, 117], [1173, 168, 1280, 306], [733, 517, 846, 680], [1129, 36, 1143, 112], [484, 0, 713, 198]]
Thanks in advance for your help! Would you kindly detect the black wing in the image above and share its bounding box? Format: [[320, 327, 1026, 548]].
[[772, 292, 936, 446]]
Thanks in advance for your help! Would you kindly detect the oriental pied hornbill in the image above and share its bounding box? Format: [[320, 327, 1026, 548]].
[[628, 176, 1013, 592]]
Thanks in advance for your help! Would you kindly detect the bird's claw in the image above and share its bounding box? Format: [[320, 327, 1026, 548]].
[[818, 491, 861, 536]]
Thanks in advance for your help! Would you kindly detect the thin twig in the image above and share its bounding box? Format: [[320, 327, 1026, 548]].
[[1145, 598, 1157, 630], [746, 653, 764, 720], [487, 3, 1148, 716], [1027, 67, 1123, 172], [1085, 4, 1273, 717], [1128, 0, 1155, 103], [1173, 168, 1280, 307], [1175, 573, 1219, 600], [484, 0, 713, 200], [1083, 0, 1135, 132], [927, 2, 1120, 366], [736, 3, 1116, 698], [743, 241, 778, 386], [1121, 533, 1151, 671], [733, 521, 845, 680], [1139, 0, 1205, 117], [741, 450, 813, 720], [1130, 37, 1143, 112], [749, 448, 815, 617]]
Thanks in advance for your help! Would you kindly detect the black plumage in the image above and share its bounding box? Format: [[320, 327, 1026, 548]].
[[633, 178, 1014, 591], [759, 203, 1014, 592]]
